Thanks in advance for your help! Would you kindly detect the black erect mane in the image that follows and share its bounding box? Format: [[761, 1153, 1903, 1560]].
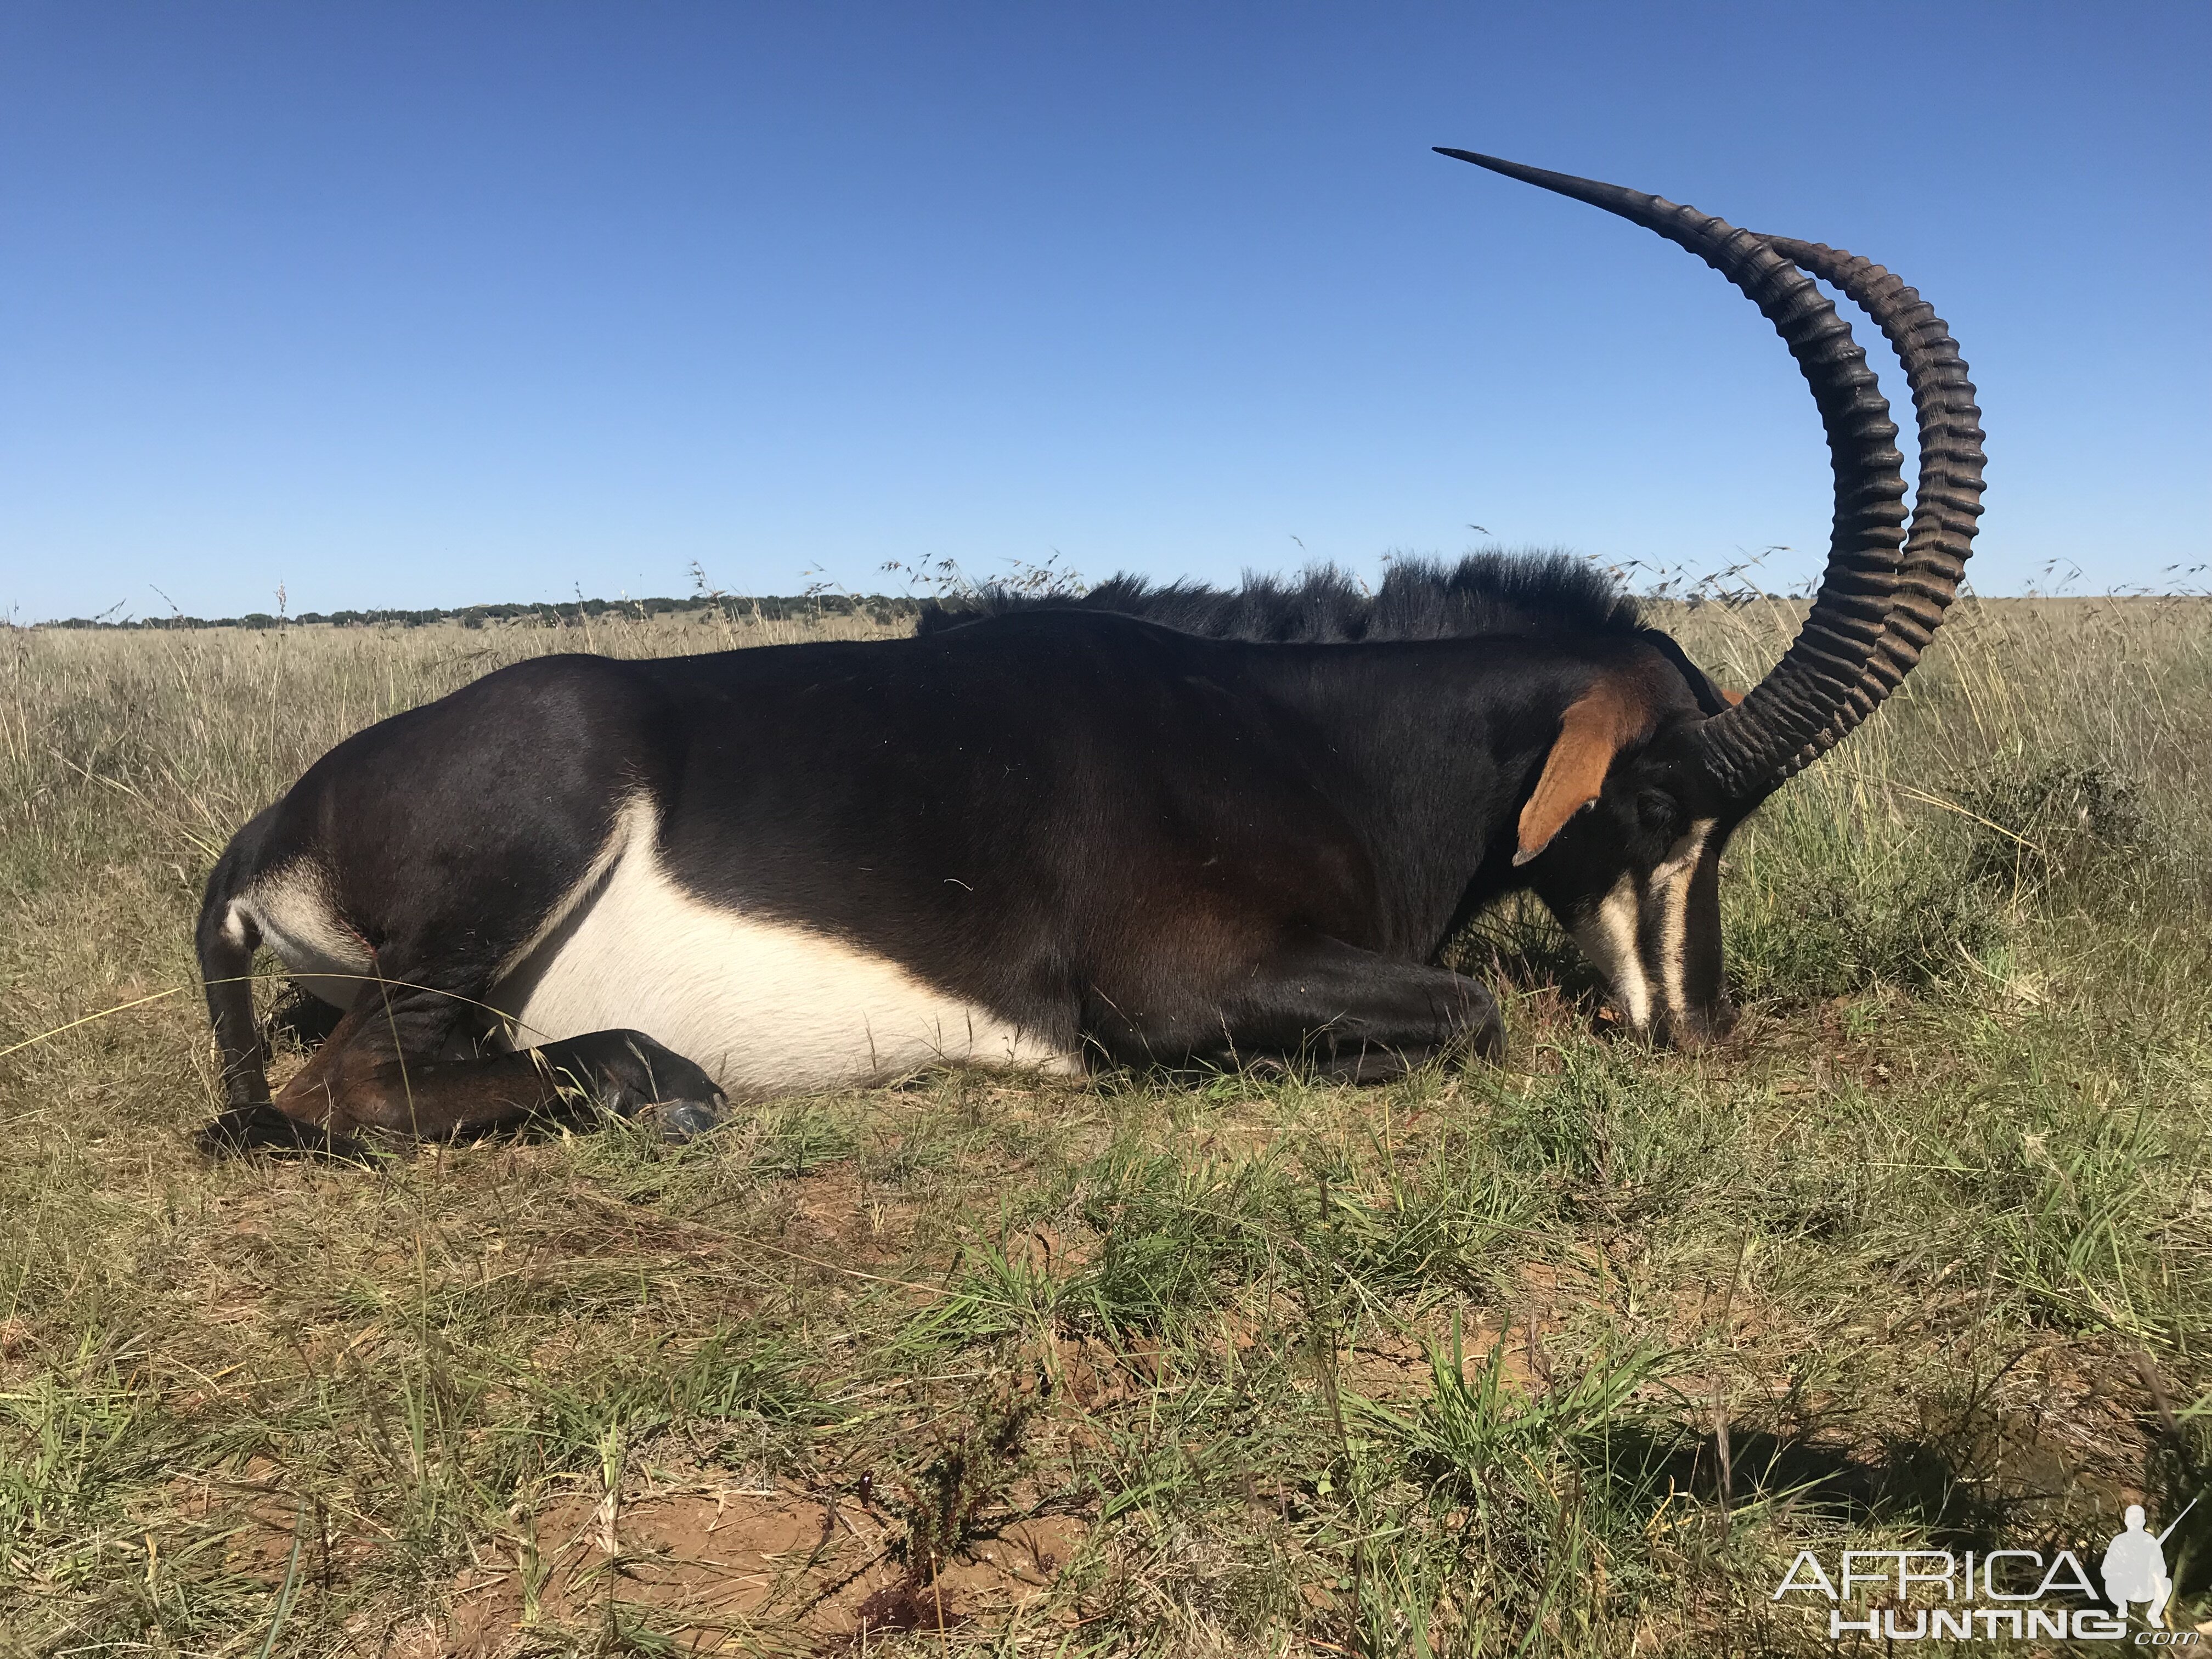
[[914, 550, 1642, 645]]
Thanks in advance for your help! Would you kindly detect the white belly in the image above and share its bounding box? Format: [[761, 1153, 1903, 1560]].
[[491, 819, 1080, 1095]]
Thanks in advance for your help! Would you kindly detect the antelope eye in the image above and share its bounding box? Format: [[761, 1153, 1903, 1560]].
[[1636, 792, 1679, 834]]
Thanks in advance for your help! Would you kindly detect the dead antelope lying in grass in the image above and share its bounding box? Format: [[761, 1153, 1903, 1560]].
[[196, 150, 1983, 1155]]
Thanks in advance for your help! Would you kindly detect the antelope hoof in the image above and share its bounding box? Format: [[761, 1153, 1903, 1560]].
[[198, 1102, 380, 1163], [652, 1098, 724, 1143]]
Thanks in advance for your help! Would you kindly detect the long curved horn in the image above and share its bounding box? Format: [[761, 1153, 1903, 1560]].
[[1742, 235, 1987, 779], [1436, 149, 1978, 801]]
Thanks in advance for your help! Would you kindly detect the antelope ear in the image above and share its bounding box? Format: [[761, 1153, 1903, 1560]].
[[1719, 687, 1745, 707], [1514, 675, 1656, 866]]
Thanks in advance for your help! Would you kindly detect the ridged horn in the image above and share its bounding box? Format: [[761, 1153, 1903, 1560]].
[[1741, 235, 1986, 780], [1436, 149, 1978, 801]]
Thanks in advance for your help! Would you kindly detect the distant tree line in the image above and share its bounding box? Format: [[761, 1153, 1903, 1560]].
[[36, 593, 926, 631]]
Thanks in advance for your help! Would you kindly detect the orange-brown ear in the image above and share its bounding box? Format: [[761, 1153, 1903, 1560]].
[[1719, 687, 1745, 707], [1514, 674, 1656, 866]]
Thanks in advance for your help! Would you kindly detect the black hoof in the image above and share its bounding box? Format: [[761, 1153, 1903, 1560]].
[[198, 1103, 380, 1163], [652, 1099, 723, 1143]]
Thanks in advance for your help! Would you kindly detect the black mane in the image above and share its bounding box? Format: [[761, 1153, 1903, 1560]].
[[914, 550, 1640, 644]]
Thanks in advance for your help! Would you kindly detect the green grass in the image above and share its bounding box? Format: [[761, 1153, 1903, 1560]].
[[2, 596, 2209, 1655]]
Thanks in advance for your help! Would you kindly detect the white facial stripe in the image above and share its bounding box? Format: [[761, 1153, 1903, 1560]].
[[1647, 819, 1716, 1024], [1572, 871, 1652, 1031], [493, 803, 1080, 1095]]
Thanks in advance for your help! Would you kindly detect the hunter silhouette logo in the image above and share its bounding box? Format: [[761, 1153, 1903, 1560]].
[[1772, 1498, 2202, 1641], [2104, 1499, 2195, 1629]]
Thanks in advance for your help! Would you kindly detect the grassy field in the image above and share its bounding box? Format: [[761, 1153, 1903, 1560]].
[[2, 593, 2209, 1656]]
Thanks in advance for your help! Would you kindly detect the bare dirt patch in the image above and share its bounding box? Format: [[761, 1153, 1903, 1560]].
[[778, 1161, 921, 1266], [425, 1482, 1087, 1655]]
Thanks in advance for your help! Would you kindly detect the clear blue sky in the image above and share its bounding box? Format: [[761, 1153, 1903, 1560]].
[[3, 2, 2205, 622]]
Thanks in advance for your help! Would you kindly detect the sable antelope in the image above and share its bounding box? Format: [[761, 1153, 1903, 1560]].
[[196, 151, 1983, 1155]]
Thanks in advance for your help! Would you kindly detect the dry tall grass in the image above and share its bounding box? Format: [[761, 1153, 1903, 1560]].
[[2, 595, 2207, 1656]]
